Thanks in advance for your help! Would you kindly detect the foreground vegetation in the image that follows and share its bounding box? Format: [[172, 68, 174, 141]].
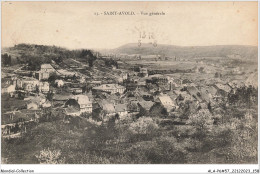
[[2, 102, 257, 164]]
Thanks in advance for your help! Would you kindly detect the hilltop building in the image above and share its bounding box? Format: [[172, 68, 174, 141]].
[[39, 64, 56, 80]]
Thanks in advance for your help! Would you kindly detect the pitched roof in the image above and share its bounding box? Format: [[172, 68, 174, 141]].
[[93, 84, 125, 90], [22, 77, 39, 82], [2, 83, 14, 89], [245, 72, 258, 88], [57, 69, 75, 76], [99, 100, 115, 113], [186, 86, 202, 102], [42, 101, 52, 108], [199, 87, 211, 102], [158, 95, 174, 106], [53, 94, 71, 101], [107, 94, 120, 101], [41, 64, 53, 69], [72, 95, 91, 105], [27, 95, 46, 104], [103, 103, 115, 113], [214, 83, 231, 93], [2, 78, 12, 84], [204, 86, 218, 95], [182, 79, 192, 84], [115, 104, 127, 112], [138, 101, 154, 110], [40, 81, 49, 86]]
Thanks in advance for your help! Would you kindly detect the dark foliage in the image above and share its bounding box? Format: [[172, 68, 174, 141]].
[[2, 53, 12, 66]]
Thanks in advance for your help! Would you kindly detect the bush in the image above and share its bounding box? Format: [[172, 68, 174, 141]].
[[35, 148, 64, 164], [129, 117, 158, 134], [187, 109, 214, 130], [137, 137, 187, 164]]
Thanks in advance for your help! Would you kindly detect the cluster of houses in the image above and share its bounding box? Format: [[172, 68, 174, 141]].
[[1, 60, 251, 137]]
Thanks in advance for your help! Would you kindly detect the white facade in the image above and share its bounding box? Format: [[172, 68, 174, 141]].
[[73, 95, 92, 113], [39, 82, 50, 93], [93, 84, 126, 94], [39, 64, 55, 80], [2, 85, 15, 94], [22, 77, 39, 92]]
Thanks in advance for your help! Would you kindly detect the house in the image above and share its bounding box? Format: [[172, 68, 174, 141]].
[[158, 95, 175, 112], [71, 88, 83, 94], [245, 72, 258, 88], [127, 101, 140, 113], [182, 79, 192, 85], [27, 102, 39, 110], [78, 76, 86, 84], [139, 91, 153, 101], [2, 77, 13, 86], [106, 94, 121, 105], [39, 82, 49, 93], [139, 68, 148, 77], [41, 100, 52, 108], [22, 77, 40, 92], [95, 100, 117, 121], [172, 79, 182, 87], [24, 83, 36, 92], [175, 92, 193, 105], [2, 84, 15, 94], [214, 83, 232, 93], [203, 86, 218, 98], [199, 87, 213, 103], [64, 99, 81, 117], [115, 104, 128, 118], [199, 102, 208, 110], [14, 78, 23, 89], [102, 103, 116, 116], [186, 86, 202, 102], [53, 94, 71, 102], [167, 79, 178, 90], [137, 101, 154, 115], [26, 95, 48, 109], [39, 64, 56, 80], [90, 80, 102, 87], [122, 73, 129, 80], [148, 74, 168, 85], [93, 84, 126, 94], [117, 77, 124, 83], [98, 100, 116, 119], [126, 83, 138, 91], [73, 95, 92, 113], [112, 65, 117, 70], [131, 76, 140, 84], [55, 80, 64, 87], [56, 69, 76, 78], [213, 83, 232, 98], [137, 78, 147, 86], [65, 95, 92, 115]]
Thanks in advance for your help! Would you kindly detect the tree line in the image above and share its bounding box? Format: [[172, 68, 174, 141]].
[[4, 44, 99, 70]]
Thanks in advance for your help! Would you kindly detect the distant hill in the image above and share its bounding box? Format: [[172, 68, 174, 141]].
[[2, 44, 73, 62], [110, 43, 258, 60], [1, 44, 98, 70]]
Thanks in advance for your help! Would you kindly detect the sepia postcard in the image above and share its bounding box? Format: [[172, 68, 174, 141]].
[[1, 1, 259, 173]]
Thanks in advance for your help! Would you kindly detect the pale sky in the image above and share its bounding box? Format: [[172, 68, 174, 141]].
[[1, 1, 258, 49]]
